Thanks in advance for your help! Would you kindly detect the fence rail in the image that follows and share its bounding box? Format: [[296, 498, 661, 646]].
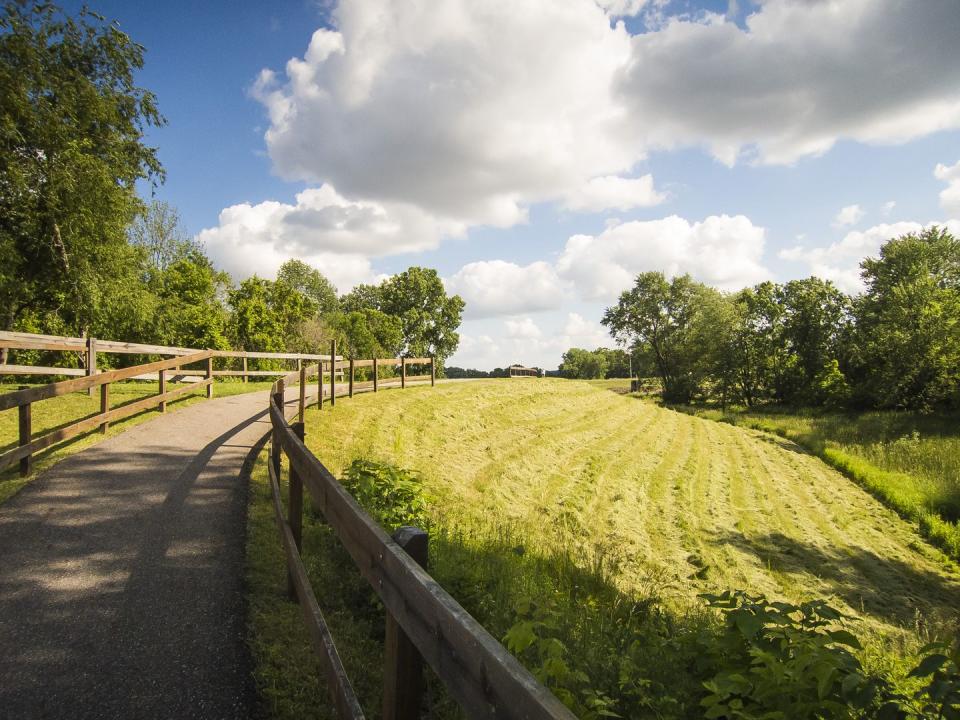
[[0, 332, 437, 478], [266, 344, 573, 720]]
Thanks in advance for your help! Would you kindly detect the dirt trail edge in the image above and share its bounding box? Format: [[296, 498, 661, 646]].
[[0, 388, 300, 720]]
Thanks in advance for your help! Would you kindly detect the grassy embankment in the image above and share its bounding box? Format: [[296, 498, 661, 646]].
[[0, 379, 273, 504], [681, 406, 960, 561], [246, 378, 960, 719]]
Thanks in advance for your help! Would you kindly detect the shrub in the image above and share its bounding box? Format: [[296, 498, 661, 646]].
[[340, 458, 428, 531]]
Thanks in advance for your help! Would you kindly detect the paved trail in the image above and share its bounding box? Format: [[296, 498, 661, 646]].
[[0, 388, 296, 720]]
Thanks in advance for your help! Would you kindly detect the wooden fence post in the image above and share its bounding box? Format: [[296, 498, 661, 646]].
[[288, 421, 305, 601], [349, 359, 354, 398], [100, 383, 110, 434], [373, 357, 379, 393], [330, 340, 336, 407], [383, 526, 428, 720], [243, 355, 248, 384], [159, 369, 167, 413], [86, 336, 97, 397], [299, 365, 307, 422], [430, 356, 435, 387], [401, 357, 406, 390], [206, 356, 214, 399], [18, 386, 31, 477], [318, 361, 324, 408], [271, 379, 285, 481]]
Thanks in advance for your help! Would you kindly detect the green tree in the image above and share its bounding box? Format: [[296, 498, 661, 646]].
[[853, 226, 960, 409], [377, 267, 464, 373], [329, 308, 403, 359], [0, 2, 164, 336], [154, 250, 230, 350], [731, 282, 783, 407], [339, 283, 383, 313], [559, 348, 608, 379], [227, 277, 315, 358], [129, 200, 196, 273], [277, 259, 338, 316], [602, 272, 729, 403], [774, 278, 852, 406]]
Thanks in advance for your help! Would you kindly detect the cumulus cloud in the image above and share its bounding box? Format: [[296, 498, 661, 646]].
[[881, 201, 896, 217], [833, 204, 864, 228], [505, 317, 543, 340], [562, 313, 610, 349], [445, 260, 568, 318], [935, 160, 960, 216], [616, 0, 960, 165], [563, 174, 666, 212], [556, 214, 769, 300], [196, 185, 462, 287], [780, 219, 960, 293], [253, 0, 641, 227]]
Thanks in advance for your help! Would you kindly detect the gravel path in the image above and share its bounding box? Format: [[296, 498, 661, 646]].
[[0, 388, 294, 719]]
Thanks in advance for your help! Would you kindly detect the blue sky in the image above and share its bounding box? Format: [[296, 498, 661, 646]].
[[65, 0, 960, 369]]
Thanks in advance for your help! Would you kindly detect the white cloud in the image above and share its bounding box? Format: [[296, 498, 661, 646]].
[[881, 201, 896, 217], [556, 214, 769, 300], [563, 174, 666, 212], [445, 260, 568, 318], [832, 204, 865, 228], [616, 0, 960, 165], [196, 185, 462, 288], [505, 317, 543, 340], [253, 0, 642, 228], [780, 219, 960, 293], [935, 160, 960, 216], [562, 313, 610, 348]]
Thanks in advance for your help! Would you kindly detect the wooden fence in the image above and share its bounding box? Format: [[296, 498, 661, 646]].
[[266, 346, 575, 720], [0, 332, 435, 478]]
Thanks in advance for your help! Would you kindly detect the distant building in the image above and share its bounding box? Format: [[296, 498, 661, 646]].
[[508, 364, 540, 378]]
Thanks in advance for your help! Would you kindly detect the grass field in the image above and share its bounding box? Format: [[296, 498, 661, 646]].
[[0, 379, 273, 504], [247, 378, 960, 719], [681, 406, 960, 561]]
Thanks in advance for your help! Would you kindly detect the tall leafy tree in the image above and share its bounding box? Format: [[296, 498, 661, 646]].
[[602, 272, 729, 403], [0, 2, 164, 336], [559, 348, 608, 379], [277, 259, 338, 316], [227, 277, 315, 358], [377, 267, 464, 372], [329, 308, 403, 360], [853, 227, 960, 409]]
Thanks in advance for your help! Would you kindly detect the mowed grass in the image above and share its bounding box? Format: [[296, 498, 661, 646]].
[[0, 379, 273, 504], [247, 378, 960, 718], [683, 406, 960, 560]]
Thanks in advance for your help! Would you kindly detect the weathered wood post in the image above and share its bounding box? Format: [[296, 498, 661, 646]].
[[206, 355, 214, 399], [318, 361, 324, 408], [401, 357, 406, 389], [100, 383, 110, 434], [86, 336, 97, 397], [242, 355, 248, 384], [349, 358, 354, 398], [373, 357, 379, 393], [288, 421, 305, 601], [383, 527, 428, 720], [271, 378, 285, 480], [159, 368, 167, 413], [299, 365, 307, 423], [18, 386, 31, 477], [430, 356, 435, 387], [330, 340, 336, 407]]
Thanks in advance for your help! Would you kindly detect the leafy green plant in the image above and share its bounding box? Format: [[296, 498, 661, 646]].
[[340, 459, 428, 531], [908, 640, 960, 719], [698, 591, 901, 719]]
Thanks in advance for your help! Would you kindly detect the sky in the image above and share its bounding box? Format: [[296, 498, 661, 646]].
[[64, 0, 960, 370]]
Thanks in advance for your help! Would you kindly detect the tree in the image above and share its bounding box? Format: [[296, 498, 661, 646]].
[[129, 200, 196, 273], [328, 308, 403, 359], [559, 348, 607, 379], [377, 267, 464, 372], [277, 259, 338, 316], [154, 249, 230, 351], [0, 2, 164, 336], [853, 227, 960, 409], [227, 277, 315, 359], [602, 272, 729, 403]]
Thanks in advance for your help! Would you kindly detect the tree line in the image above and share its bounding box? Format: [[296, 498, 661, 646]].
[[601, 227, 960, 410], [0, 3, 464, 373]]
